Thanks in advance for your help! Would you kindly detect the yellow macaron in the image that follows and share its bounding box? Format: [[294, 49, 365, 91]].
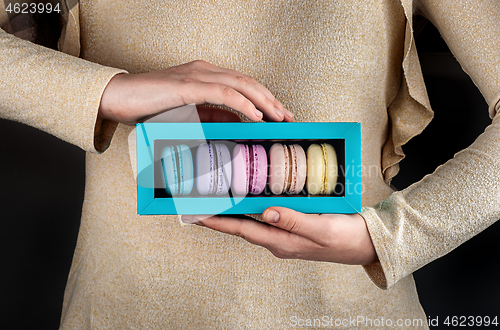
[[306, 143, 338, 195]]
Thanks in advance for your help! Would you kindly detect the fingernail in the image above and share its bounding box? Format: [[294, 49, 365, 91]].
[[181, 215, 199, 224], [284, 108, 294, 120], [265, 209, 280, 223], [274, 107, 284, 119], [255, 109, 263, 119]]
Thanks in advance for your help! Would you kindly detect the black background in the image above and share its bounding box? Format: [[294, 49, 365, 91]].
[[1, 15, 499, 329]]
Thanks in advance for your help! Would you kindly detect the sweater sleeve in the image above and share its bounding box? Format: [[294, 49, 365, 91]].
[[0, 7, 126, 153], [361, 0, 500, 289]]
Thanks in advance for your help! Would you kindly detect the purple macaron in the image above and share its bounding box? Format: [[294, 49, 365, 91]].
[[196, 142, 232, 195]]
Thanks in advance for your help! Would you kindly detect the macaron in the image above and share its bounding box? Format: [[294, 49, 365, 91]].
[[196, 142, 232, 195], [306, 143, 338, 195], [232, 144, 268, 196], [268, 143, 307, 195], [160, 144, 194, 196]]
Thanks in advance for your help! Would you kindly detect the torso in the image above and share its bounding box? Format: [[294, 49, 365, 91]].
[[61, 1, 427, 328]]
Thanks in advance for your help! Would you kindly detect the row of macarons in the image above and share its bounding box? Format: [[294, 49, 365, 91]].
[[160, 142, 338, 197]]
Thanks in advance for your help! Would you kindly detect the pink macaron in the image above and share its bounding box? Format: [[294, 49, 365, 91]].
[[231, 144, 268, 196], [268, 143, 307, 195]]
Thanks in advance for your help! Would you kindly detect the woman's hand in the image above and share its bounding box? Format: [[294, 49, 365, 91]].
[[183, 207, 378, 265], [98, 60, 293, 125]]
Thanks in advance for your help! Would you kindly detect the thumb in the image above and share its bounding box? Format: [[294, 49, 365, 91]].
[[262, 207, 326, 239]]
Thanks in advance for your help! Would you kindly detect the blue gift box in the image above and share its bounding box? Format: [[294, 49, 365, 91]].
[[136, 122, 361, 215]]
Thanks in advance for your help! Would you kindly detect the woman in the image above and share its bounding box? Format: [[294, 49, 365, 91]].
[[1, 0, 500, 328]]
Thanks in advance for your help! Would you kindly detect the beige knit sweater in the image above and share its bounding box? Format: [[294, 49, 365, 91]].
[[2, 0, 500, 328]]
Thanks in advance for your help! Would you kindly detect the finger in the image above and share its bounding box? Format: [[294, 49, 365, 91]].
[[196, 215, 271, 240], [198, 215, 320, 258], [188, 77, 274, 121], [210, 72, 286, 122], [262, 207, 338, 246], [196, 63, 280, 103], [213, 75, 293, 122], [282, 107, 294, 122], [185, 62, 286, 122], [179, 81, 264, 121], [212, 66, 277, 100], [180, 214, 212, 224], [196, 105, 241, 122]]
